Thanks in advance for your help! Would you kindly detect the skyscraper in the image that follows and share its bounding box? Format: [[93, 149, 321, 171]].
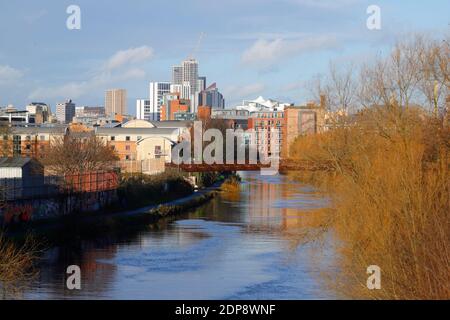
[[149, 82, 171, 121], [105, 89, 127, 116], [56, 99, 76, 123], [182, 59, 199, 94], [172, 66, 183, 85]]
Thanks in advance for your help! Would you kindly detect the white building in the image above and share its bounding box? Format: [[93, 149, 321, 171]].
[[56, 99, 76, 123], [235, 96, 291, 113], [170, 82, 191, 100], [149, 82, 171, 121], [136, 99, 150, 121]]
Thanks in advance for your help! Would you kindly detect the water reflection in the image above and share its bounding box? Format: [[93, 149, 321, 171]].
[[21, 172, 337, 300]]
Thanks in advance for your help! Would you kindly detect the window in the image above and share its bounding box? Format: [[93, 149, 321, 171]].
[[40, 135, 45, 141], [125, 155, 130, 160], [110, 136, 115, 141], [125, 145, 130, 151], [26, 144, 31, 150], [126, 136, 130, 141], [155, 145, 162, 158], [13, 135, 21, 156]]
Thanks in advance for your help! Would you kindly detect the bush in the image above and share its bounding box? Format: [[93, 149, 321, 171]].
[[118, 170, 194, 208], [289, 105, 450, 299], [0, 233, 39, 295]]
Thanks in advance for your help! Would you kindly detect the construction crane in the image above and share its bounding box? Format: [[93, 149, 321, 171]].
[[187, 32, 205, 60]]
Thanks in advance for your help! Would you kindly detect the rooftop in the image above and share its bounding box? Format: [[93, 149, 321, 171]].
[[0, 157, 36, 168]]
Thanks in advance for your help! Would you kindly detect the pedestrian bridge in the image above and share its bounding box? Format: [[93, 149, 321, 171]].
[[166, 160, 335, 172]]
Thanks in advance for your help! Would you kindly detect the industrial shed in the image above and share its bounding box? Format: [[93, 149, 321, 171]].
[[0, 157, 45, 200]]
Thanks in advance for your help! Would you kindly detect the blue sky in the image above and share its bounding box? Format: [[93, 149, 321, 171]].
[[0, 0, 449, 114]]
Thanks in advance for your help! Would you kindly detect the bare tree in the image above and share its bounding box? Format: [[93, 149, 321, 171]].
[[326, 62, 358, 113], [306, 73, 330, 106], [41, 134, 119, 176], [416, 35, 450, 115], [0, 124, 11, 157]]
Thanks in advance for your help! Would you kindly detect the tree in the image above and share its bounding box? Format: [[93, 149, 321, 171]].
[[0, 124, 11, 157], [327, 62, 358, 113], [41, 134, 119, 176]]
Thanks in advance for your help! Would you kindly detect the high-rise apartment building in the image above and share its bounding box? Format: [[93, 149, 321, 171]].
[[105, 89, 127, 116], [149, 82, 171, 121], [56, 99, 76, 123], [136, 99, 151, 120], [182, 59, 199, 94], [170, 59, 208, 114], [172, 66, 183, 85]]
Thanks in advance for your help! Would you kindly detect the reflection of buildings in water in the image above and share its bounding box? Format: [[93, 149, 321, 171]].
[[246, 177, 284, 231], [246, 176, 325, 233], [36, 239, 120, 299]]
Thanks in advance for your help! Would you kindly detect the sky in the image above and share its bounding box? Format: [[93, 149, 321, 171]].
[[0, 0, 449, 114]]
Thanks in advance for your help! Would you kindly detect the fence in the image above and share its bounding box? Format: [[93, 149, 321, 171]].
[[0, 171, 119, 201], [0, 171, 120, 224], [115, 159, 166, 175]]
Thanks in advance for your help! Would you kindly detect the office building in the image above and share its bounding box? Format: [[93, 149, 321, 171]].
[[198, 83, 225, 109], [160, 93, 190, 121], [197, 76, 206, 92], [26, 102, 50, 123], [149, 82, 171, 121], [56, 99, 76, 123]]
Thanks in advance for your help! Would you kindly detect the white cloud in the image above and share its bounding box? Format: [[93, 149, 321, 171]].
[[0, 65, 23, 85], [28, 47, 153, 100], [241, 34, 339, 69], [224, 83, 267, 102], [104, 46, 154, 71], [287, 0, 359, 9]]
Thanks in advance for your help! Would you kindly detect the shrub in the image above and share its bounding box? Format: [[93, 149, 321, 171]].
[[289, 105, 450, 299]]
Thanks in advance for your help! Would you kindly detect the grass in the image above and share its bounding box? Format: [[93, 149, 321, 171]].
[[289, 105, 450, 299], [221, 175, 241, 193], [0, 233, 40, 296]]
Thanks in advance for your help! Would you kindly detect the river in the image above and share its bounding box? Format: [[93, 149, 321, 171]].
[[21, 172, 338, 300]]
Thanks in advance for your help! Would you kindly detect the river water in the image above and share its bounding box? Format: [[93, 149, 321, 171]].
[[21, 172, 338, 300]]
